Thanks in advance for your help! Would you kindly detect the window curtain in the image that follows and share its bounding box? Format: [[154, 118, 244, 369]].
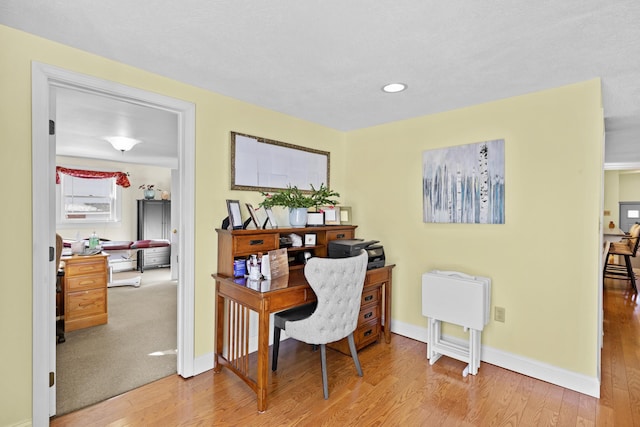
[[55, 166, 131, 188]]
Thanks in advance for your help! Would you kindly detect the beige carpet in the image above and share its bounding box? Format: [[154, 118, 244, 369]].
[[56, 268, 177, 416]]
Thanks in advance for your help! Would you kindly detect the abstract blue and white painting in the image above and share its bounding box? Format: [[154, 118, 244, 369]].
[[423, 139, 505, 224]]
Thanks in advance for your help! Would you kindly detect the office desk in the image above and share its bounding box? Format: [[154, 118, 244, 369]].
[[212, 265, 393, 412]]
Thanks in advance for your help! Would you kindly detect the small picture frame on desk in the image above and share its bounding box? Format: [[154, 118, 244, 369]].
[[304, 233, 317, 246], [306, 211, 324, 226], [265, 207, 278, 228], [245, 203, 260, 229], [339, 206, 352, 225], [226, 199, 243, 229], [321, 206, 341, 225]]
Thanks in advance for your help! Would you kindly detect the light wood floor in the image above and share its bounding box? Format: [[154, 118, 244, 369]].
[[50, 278, 640, 426]]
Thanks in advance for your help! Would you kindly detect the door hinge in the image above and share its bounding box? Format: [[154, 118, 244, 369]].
[[49, 120, 55, 135], [49, 371, 55, 387], [49, 246, 55, 262]]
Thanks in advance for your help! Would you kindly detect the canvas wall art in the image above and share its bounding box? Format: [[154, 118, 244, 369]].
[[423, 139, 505, 224]]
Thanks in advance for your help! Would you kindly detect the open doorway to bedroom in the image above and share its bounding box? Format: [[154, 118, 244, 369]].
[[31, 62, 196, 422]]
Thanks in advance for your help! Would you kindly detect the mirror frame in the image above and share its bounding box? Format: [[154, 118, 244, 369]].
[[231, 131, 330, 192]]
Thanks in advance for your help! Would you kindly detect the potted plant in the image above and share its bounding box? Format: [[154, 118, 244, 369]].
[[259, 184, 340, 227], [139, 184, 162, 200]]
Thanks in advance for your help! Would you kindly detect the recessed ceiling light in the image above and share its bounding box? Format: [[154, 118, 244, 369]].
[[382, 83, 407, 93]]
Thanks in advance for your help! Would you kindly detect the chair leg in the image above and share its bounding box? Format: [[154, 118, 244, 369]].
[[320, 344, 329, 399], [624, 255, 638, 292], [347, 333, 363, 377], [272, 327, 281, 371]]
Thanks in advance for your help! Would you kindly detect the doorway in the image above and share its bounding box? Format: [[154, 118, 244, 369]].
[[32, 62, 196, 423]]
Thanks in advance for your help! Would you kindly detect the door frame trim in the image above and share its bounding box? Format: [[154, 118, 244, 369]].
[[31, 62, 196, 423]]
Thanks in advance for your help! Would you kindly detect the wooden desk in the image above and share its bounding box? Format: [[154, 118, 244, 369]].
[[212, 264, 394, 412]]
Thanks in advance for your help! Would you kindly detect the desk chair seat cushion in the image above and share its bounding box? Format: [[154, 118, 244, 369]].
[[285, 251, 368, 345], [275, 302, 317, 330]]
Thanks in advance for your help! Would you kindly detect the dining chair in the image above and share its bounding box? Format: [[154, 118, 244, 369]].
[[604, 222, 640, 292], [271, 250, 368, 399]]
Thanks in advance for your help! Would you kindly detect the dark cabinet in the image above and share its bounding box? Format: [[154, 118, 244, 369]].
[[137, 199, 171, 271]]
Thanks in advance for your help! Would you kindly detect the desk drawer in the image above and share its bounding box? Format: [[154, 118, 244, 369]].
[[358, 304, 380, 326], [326, 229, 355, 241], [365, 267, 389, 286], [361, 287, 380, 307], [354, 319, 381, 348], [66, 273, 106, 292], [233, 234, 278, 255]]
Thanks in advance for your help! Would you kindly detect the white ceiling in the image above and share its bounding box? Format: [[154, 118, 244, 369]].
[[2, 1, 640, 166], [55, 87, 179, 168]]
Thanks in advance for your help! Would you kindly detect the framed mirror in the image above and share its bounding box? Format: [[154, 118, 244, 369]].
[[231, 131, 330, 192]]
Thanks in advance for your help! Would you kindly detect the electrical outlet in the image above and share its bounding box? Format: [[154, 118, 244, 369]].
[[495, 306, 506, 323]]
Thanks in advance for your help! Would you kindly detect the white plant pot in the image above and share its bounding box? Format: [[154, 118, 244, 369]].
[[288, 207, 308, 228]]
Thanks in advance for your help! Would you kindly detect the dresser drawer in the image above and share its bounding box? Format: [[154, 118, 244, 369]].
[[233, 234, 278, 255], [66, 288, 106, 321], [143, 253, 170, 266], [326, 229, 355, 241], [65, 258, 106, 277], [361, 286, 380, 307], [141, 247, 170, 256], [66, 272, 107, 292], [358, 304, 380, 326]]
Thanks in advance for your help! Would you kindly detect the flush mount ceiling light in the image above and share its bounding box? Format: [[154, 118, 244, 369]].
[[382, 82, 407, 93], [105, 136, 142, 152]]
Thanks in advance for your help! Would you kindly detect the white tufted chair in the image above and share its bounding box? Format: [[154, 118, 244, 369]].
[[272, 250, 368, 399]]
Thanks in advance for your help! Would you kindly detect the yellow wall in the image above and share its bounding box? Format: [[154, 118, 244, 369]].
[[346, 79, 603, 371], [0, 25, 346, 426], [619, 172, 640, 202], [0, 23, 605, 426]]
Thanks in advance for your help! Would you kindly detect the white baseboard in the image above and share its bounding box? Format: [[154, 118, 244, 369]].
[[193, 352, 214, 376], [391, 319, 600, 398]]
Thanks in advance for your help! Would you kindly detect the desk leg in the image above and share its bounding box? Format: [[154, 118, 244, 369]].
[[213, 282, 224, 373], [256, 302, 270, 412], [384, 269, 393, 343]]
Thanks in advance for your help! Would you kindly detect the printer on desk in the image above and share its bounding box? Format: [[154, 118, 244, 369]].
[[328, 239, 386, 270]]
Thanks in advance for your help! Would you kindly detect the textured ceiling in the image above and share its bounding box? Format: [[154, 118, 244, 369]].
[[2, 1, 640, 164]]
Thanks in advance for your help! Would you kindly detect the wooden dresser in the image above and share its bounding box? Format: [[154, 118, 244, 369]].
[[216, 225, 393, 353], [62, 254, 109, 332]]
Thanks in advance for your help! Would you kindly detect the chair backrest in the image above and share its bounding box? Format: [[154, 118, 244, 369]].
[[629, 224, 640, 256], [55, 233, 63, 270], [285, 250, 368, 345]]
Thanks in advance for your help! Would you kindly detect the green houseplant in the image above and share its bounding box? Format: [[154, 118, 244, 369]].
[[259, 184, 340, 227]]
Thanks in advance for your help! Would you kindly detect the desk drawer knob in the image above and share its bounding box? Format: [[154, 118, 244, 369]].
[[364, 312, 373, 319], [249, 239, 264, 246], [364, 295, 373, 302], [336, 234, 345, 239], [363, 329, 373, 337]]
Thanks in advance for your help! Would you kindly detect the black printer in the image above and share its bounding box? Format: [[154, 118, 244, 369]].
[[328, 239, 386, 270]]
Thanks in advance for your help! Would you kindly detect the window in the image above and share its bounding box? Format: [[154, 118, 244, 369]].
[[57, 173, 122, 225]]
